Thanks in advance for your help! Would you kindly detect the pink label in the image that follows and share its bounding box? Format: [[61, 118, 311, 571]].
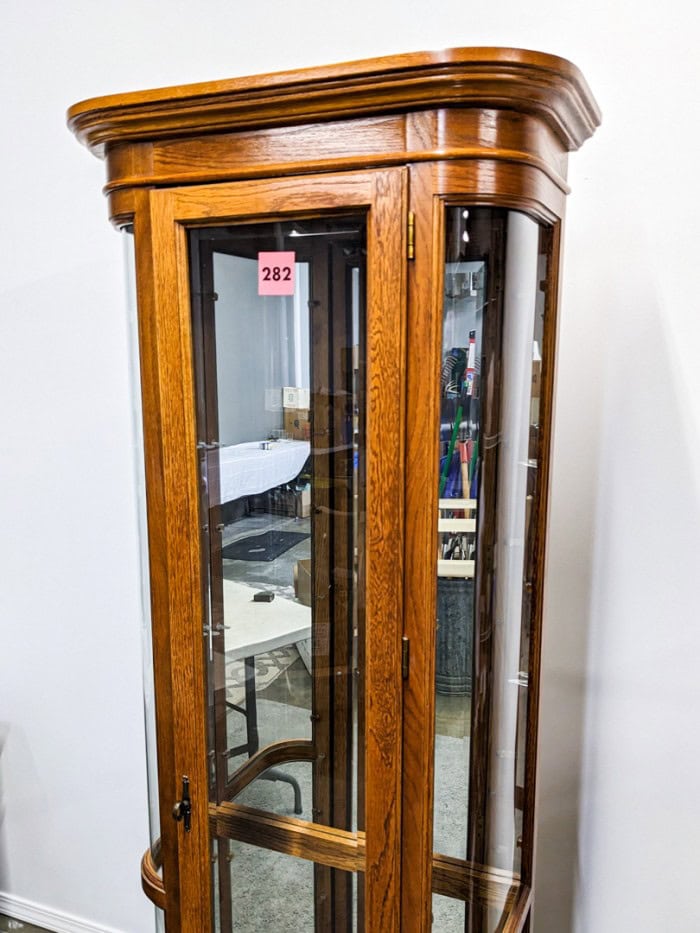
[[258, 251, 296, 295]]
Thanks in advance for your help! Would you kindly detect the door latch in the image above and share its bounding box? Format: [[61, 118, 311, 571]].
[[172, 776, 192, 832]]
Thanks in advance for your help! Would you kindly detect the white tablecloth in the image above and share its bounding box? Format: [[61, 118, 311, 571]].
[[216, 439, 310, 505], [223, 579, 311, 661]]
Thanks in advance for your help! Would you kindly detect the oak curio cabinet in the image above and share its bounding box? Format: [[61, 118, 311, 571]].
[[69, 49, 599, 933]]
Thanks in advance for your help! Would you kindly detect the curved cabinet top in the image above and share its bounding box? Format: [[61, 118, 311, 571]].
[[68, 47, 600, 156]]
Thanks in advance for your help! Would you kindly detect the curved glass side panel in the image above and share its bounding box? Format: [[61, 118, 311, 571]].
[[433, 208, 548, 931], [124, 230, 164, 932]]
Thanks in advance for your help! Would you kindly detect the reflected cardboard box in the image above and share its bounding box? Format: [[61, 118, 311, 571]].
[[284, 407, 311, 441], [298, 485, 311, 518], [294, 558, 312, 607]]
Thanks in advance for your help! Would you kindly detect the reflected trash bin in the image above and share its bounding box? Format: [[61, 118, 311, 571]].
[[435, 577, 473, 695]]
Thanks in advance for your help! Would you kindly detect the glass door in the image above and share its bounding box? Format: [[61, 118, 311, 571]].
[[401, 163, 555, 933], [135, 170, 407, 932]]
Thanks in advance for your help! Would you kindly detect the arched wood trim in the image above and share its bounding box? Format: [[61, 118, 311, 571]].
[[101, 146, 570, 198], [224, 738, 315, 800], [141, 841, 166, 911]]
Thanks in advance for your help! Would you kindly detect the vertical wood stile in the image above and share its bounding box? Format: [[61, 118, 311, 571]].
[[400, 162, 443, 933], [363, 167, 407, 933], [309, 246, 335, 931], [136, 188, 213, 931]]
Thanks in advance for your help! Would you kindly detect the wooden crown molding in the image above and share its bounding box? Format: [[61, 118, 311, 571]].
[[67, 47, 601, 157]]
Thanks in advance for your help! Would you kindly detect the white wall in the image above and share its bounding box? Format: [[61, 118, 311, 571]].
[[0, 2, 698, 931]]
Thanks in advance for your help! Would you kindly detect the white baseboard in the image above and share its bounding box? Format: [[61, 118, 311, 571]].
[[0, 893, 126, 933]]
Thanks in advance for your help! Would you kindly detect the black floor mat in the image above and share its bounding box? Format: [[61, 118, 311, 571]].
[[221, 530, 310, 562]]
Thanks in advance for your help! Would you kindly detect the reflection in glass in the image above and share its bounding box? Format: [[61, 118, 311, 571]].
[[225, 840, 357, 933], [230, 841, 316, 933], [189, 218, 366, 931], [432, 883, 518, 933], [433, 208, 547, 930]]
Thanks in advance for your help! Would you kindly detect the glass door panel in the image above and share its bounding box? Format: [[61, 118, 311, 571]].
[[432, 207, 548, 930], [190, 217, 367, 931]]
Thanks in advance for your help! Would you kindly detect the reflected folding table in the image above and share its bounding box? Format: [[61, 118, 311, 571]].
[[222, 578, 312, 812]]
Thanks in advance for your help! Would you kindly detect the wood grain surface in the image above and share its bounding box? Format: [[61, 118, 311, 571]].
[[400, 162, 443, 933], [501, 884, 533, 932], [68, 47, 600, 156], [133, 188, 213, 931], [223, 739, 315, 801], [99, 108, 571, 202], [214, 802, 366, 873], [361, 164, 407, 933], [431, 852, 519, 907], [141, 844, 166, 911]]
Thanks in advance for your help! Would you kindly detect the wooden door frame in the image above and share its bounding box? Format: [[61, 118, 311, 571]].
[[132, 168, 407, 932]]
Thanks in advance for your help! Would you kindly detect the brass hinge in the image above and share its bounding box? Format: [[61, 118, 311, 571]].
[[407, 211, 415, 260], [401, 636, 410, 679]]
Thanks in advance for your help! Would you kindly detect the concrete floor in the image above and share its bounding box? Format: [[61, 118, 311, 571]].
[[221, 512, 311, 598]]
